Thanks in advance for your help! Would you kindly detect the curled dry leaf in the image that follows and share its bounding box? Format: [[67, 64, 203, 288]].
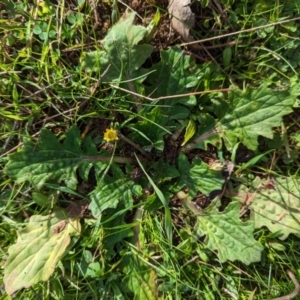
[[168, 0, 199, 49]]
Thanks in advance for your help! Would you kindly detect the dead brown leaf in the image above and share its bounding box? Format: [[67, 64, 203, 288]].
[[168, 0, 200, 49]]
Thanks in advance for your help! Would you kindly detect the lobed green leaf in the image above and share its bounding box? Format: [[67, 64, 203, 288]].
[[195, 201, 263, 265], [174, 154, 224, 198], [217, 85, 296, 150], [4, 125, 106, 190], [82, 12, 153, 82], [233, 177, 300, 240]]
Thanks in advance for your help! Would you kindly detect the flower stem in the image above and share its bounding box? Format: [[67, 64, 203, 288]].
[[82, 155, 136, 164]]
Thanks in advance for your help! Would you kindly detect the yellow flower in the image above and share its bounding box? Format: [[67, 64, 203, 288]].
[[103, 128, 118, 142]]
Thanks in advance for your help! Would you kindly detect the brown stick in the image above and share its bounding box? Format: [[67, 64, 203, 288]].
[[180, 17, 300, 48], [272, 270, 300, 300], [110, 85, 232, 102]]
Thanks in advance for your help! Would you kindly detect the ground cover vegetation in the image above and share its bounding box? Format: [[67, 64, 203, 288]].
[[1, 0, 300, 299]]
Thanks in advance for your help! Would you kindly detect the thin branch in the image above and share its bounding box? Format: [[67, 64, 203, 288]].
[[110, 84, 231, 102], [272, 270, 300, 300], [82, 155, 136, 165], [180, 17, 300, 48]]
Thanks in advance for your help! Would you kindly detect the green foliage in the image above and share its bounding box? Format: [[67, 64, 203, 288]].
[[190, 85, 296, 151], [82, 12, 153, 82], [182, 118, 196, 146], [1, 1, 300, 299], [120, 254, 160, 299], [218, 85, 296, 150], [144, 46, 200, 106], [174, 154, 224, 197], [195, 200, 264, 264], [128, 106, 171, 150], [4, 126, 106, 190], [89, 164, 142, 217], [233, 177, 300, 240]]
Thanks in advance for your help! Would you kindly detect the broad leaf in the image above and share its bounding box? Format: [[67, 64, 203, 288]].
[[101, 208, 134, 259], [119, 254, 161, 300], [82, 12, 153, 82], [145, 46, 200, 107], [4, 209, 80, 295], [232, 177, 300, 240], [150, 160, 180, 184], [216, 85, 295, 150], [190, 85, 296, 151], [4, 126, 106, 190], [89, 164, 141, 217], [195, 201, 263, 264], [79, 135, 105, 182], [128, 106, 171, 150], [89, 178, 137, 218], [75, 250, 103, 278], [174, 154, 224, 198]]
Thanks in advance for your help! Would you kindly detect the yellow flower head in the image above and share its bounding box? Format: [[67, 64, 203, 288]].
[[103, 128, 118, 142]]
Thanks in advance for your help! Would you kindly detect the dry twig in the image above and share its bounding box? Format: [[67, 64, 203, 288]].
[[272, 270, 300, 300]]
